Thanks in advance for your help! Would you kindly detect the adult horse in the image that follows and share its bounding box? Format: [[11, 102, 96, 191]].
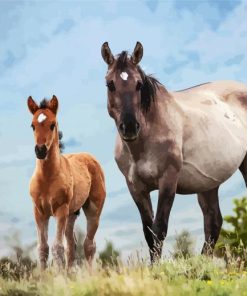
[[27, 96, 106, 269], [101, 41, 247, 262]]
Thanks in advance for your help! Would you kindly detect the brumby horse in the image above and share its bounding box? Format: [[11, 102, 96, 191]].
[[27, 96, 106, 269], [101, 41, 247, 262]]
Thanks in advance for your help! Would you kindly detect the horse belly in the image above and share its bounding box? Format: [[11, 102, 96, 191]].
[[177, 165, 226, 194], [179, 129, 247, 194]]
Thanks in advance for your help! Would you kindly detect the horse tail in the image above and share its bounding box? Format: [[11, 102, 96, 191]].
[[86, 154, 106, 211]]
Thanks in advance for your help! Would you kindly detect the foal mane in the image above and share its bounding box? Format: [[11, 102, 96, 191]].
[[58, 131, 65, 153], [116, 51, 162, 113], [39, 99, 49, 109], [39, 99, 64, 153]]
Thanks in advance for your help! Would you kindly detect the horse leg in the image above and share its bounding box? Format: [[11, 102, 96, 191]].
[[34, 207, 49, 270], [65, 213, 77, 269], [82, 199, 100, 265], [152, 165, 179, 261], [197, 187, 223, 255], [126, 181, 155, 262], [239, 156, 247, 186], [52, 204, 69, 269]]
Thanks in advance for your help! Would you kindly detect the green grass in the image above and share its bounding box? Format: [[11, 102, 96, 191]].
[[1, 256, 247, 296]]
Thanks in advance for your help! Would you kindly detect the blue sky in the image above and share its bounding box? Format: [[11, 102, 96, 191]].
[[0, 0, 247, 257]]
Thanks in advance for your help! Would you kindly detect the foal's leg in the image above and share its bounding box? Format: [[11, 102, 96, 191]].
[[82, 199, 100, 265], [126, 180, 155, 261], [52, 204, 69, 269], [34, 207, 49, 270], [197, 187, 223, 255], [65, 213, 77, 269]]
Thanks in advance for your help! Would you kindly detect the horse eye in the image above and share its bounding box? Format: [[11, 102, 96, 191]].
[[50, 123, 56, 131], [106, 80, 116, 92], [136, 81, 143, 91], [31, 124, 35, 131]]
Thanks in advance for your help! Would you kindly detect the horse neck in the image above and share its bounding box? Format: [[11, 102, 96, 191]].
[[36, 132, 61, 178], [147, 86, 174, 120]]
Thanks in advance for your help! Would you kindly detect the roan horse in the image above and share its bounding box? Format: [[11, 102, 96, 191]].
[[27, 96, 106, 269], [101, 41, 247, 262]]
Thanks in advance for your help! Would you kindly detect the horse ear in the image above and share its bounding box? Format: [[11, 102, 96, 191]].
[[27, 96, 39, 114], [131, 41, 143, 65], [49, 95, 59, 114], [101, 42, 114, 65]]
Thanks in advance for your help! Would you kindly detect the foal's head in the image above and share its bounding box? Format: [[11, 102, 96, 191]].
[[27, 95, 59, 159], [101, 42, 159, 142]]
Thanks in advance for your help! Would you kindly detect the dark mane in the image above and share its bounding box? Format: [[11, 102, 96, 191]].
[[137, 67, 161, 113], [39, 99, 49, 109], [38, 99, 65, 153], [58, 131, 65, 153]]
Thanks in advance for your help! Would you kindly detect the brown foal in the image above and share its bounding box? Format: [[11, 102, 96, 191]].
[[27, 95, 106, 270]]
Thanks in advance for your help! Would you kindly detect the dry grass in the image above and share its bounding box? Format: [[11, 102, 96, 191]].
[[0, 255, 247, 296]]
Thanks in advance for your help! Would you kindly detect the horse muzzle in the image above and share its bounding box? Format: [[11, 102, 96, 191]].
[[35, 144, 48, 159], [119, 121, 140, 142]]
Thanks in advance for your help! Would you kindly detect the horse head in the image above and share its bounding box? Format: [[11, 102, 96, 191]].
[[101, 42, 159, 142], [27, 95, 59, 159]]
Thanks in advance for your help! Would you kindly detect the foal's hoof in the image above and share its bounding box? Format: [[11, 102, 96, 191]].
[[67, 264, 78, 278], [52, 244, 65, 270], [40, 261, 48, 271], [84, 237, 96, 262]]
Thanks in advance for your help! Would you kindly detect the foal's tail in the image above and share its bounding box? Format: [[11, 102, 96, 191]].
[[86, 154, 106, 213]]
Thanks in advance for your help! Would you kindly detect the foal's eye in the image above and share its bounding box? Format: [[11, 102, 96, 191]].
[[136, 81, 143, 91], [31, 124, 35, 131], [106, 80, 116, 92], [50, 123, 56, 131]]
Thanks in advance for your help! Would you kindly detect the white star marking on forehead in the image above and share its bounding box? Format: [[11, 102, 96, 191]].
[[37, 113, 47, 123], [120, 72, 128, 81]]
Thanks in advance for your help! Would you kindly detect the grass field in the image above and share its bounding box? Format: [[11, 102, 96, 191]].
[[0, 256, 247, 296]]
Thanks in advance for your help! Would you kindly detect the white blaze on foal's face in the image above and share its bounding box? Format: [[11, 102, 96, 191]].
[[37, 113, 47, 123], [120, 72, 128, 81]]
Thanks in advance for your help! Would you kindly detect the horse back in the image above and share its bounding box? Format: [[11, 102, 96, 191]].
[[173, 80, 247, 192]]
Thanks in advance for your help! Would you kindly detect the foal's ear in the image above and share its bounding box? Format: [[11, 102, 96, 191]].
[[27, 96, 39, 114], [101, 42, 114, 65], [131, 41, 143, 65], [49, 95, 59, 115]]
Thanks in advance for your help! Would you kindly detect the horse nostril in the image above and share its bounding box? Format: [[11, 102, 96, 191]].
[[35, 145, 39, 154], [119, 123, 125, 132], [136, 122, 140, 131], [35, 145, 47, 158], [40, 145, 47, 153]]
